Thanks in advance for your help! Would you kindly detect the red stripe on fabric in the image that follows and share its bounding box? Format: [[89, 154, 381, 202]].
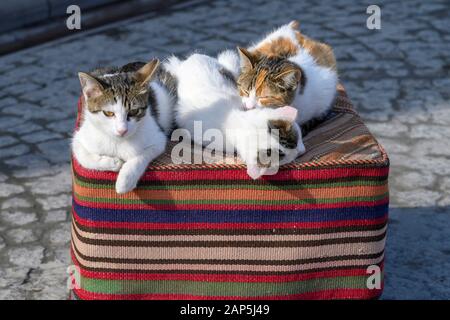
[[72, 208, 388, 230], [73, 159, 389, 181], [73, 197, 389, 211], [72, 288, 383, 300], [79, 268, 375, 283]]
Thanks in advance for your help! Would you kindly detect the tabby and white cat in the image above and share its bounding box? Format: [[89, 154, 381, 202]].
[[235, 21, 338, 125], [72, 59, 176, 194], [165, 53, 304, 179]]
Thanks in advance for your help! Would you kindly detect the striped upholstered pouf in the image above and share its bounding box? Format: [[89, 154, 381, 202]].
[[70, 87, 389, 300]]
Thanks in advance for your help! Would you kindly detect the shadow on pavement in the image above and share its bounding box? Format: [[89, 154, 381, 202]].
[[384, 206, 450, 299]]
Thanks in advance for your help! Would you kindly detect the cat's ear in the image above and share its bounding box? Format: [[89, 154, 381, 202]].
[[276, 68, 302, 89], [288, 20, 300, 30], [135, 59, 160, 87], [237, 47, 257, 70], [78, 72, 104, 100]]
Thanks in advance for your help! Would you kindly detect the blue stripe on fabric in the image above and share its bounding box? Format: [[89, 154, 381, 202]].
[[72, 199, 388, 223]]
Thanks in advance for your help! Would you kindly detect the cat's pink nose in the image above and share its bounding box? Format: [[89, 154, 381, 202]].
[[117, 128, 128, 136]]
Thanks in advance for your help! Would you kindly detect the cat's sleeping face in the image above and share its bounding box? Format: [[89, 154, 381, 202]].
[[243, 106, 304, 179], [78, 59, 159, 138], [236, 47, 304, 110]]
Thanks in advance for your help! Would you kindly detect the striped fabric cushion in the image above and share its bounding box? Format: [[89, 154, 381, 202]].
[[70, 86, 389, 300]]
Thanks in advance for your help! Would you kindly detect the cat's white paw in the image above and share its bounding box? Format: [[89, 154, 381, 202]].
[[247, 164, 279, 179], [247, 164, 262, 180], [115, 172, 138, 194], [98, 156, 123, 172]]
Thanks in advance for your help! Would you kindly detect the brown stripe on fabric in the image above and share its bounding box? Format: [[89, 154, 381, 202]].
[[73, 218, 387, 242], [73, 225, 387, 248], [73, 242, 384, 271], [72, 228, 386, 261], [317, 135, 381, 162], [298, 113, 383, 163], [72, 240, 383, 265], [301, 114, 361, 149], [302, 119, 377, 159], [72, 231, 385, 260], [72, 242, 384, 273], [74, 217, 387, 236]]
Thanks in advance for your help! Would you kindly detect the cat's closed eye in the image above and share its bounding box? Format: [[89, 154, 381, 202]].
[[103, 111, 115, 117], [240, 88, 249, 96], [275, 84, 289, 92]]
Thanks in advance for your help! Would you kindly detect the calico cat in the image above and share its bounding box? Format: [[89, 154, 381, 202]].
[[72, 59, 175, 194], [165, 53, 305, 179], [235, 20, 338, 125]]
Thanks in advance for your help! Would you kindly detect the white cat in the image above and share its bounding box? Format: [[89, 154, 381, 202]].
[[165, 53, 305, 179], [72, 60, 173, 194]]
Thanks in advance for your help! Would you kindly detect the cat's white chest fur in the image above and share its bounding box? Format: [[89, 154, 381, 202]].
[[73, 111, 167, 194], [76, 111, 164, 161]]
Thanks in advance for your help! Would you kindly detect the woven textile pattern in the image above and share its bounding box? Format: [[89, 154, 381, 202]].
[[70, 86, 389, 300]]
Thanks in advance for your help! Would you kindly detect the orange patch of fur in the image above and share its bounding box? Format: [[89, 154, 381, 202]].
[[254, 37, 299, 58], [258, 96, 285, 107], [295, 31, 337, 71], [252, 20, 337, 71], [254, 66, 301, 107], [254, 69, 268, 94]]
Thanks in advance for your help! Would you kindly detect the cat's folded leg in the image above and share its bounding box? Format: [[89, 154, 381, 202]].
[[234, 139, 269, 180], [115, 143, 166, 194], [72, 138, 123, 171]]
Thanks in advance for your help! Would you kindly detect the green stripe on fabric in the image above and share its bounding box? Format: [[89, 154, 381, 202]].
[[74, 192, 389, 205], [74, 176, 386, 190], [80, 275, 376, 296]]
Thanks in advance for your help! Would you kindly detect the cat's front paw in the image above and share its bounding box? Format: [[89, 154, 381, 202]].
[[98, 156, 123, 172], [246, 164, 278, 180], [115, 172, 138, 194]]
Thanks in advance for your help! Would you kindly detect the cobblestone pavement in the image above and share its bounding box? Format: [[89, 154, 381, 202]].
[[0, 0, 449, 299]]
